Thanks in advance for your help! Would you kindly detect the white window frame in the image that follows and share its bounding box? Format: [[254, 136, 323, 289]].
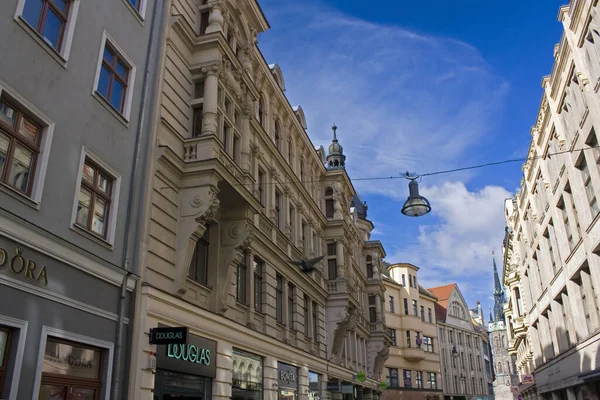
[[0, 315, 28, 400], [122, 0, 149, 23], [92, 30, 137, 122], [13, 0, 81, 66], [33, 326, 114, 400], [70, 146, 122, 246], [0, 79, 54, 208]]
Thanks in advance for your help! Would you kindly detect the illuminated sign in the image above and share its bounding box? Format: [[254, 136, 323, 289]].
[[149, 327, 188, 345]]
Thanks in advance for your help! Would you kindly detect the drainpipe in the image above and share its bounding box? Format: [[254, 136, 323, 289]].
[[112, 0, 166, 398]]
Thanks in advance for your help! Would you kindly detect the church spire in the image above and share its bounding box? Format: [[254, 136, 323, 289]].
[[492, 252, 505, 323]]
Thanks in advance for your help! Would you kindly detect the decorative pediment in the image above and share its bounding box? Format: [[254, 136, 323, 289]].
[[174, 186, 220, 295]]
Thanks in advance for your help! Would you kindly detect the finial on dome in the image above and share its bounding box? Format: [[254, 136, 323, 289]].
[[332, 123, 338, 141]]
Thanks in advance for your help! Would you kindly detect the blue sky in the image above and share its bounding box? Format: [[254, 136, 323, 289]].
[[256, 0, 565, 320]]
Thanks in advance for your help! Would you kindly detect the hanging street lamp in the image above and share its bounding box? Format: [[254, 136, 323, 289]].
[[401, 173, 431, 217]]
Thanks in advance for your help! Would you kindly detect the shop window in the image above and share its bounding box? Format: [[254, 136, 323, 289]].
[[232, 349, 263, 400], [308, 371, 320, 400], [0, 329, 10, 393], [39, 337, 104, 400]]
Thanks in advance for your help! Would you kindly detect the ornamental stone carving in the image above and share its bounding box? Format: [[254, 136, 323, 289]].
[[331, 306, 358, 362], [174, 185, 220, 295]]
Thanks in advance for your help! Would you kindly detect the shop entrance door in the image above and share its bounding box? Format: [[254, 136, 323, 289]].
[[153, 370, 211, 400]]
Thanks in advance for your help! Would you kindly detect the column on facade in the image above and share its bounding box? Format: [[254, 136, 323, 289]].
[[336, 240, 345, 278], [264, 356, 278, 400], [299, 366, 309, 400], [205, 0, 225, 34], [213, 340, 233, 400], [202, 65, 220, 136]]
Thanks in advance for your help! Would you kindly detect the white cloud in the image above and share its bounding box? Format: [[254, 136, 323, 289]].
[[257, 1, 509, 199], [390, 181, 512, 278]]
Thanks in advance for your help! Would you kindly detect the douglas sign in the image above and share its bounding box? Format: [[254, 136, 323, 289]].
[[149, 327, 188, 345]]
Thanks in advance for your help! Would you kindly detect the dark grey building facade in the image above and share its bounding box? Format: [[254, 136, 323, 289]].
[[0, 0, 164, 398]]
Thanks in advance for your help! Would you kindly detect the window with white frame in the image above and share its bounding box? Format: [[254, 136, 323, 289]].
[[124, 0, 148, 19], [15, 0, 80, 61], [0, 82, 54, 204], [35, 327, 113, 400], [71, 149, 121, 243], [93, 32, 136, 120]]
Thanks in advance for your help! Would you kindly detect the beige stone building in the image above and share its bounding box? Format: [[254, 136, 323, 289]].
[[501, 1, 600, 399], [381, 263, 443, 400], [429, 284, 490, 400], [126, 1, 390, 399]]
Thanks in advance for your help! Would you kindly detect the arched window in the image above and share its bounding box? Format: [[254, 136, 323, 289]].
[[325, 187, 334, 218], [502, 335, 506, 347], [274, 120, 280, 149], [366, 255, 373, 279]]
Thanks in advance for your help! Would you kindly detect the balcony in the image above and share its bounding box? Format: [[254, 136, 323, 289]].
[[402, 347, 425, 361]]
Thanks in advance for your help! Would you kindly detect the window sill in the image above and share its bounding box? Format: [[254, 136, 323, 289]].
[[121, 0, 146, 26], [14, 16, 68, 69], [0, 182, 41, 210], [92, 92, 130, 127], [185, 277, 212, 291], [70, 224, 115, 250]]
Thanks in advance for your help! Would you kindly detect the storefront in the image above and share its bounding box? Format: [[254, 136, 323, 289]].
[[308, 371, 322, 400], [278, 362, 298, 400], [0, 234, 133, 400], [154, 331, 217, 399]]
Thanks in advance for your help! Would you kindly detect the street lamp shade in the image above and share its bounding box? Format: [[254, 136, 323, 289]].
[[401, 179, 431, 217]]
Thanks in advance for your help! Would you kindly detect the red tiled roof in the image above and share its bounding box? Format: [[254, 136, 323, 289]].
[[427, 283, 457, 323]]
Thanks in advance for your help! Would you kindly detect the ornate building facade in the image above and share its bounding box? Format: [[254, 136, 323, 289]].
[[429, 284, 490, 400], [488, 257, 518, 400], [126, 1, 389, 399], [502, 1, 600, 399], [382, 263, 443, 400]]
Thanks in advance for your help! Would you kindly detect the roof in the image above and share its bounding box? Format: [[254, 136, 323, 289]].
[[418, 285, 437, 300], [427, 283, 457, 323]]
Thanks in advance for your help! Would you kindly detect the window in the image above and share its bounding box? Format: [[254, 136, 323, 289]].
[[258, 98, 264, 125], [0, 98, 43, 196], [389, 296, 395, 313], [95, 39, 132, 115], [460, 352, 465, 369], [301, 221, 307, 250], [287, 282, 295, 328], [406, 331, 411, 348], [458, 332, 463, 345], [189, 227, 209, 285], [276, 274, 284, 324], [466, 335, 471, 347], [327, 243, 337, 280], [288, 138, 293, 165], [366, 255, 373, 279], [423, 336, 433, 352], [236, 250, 247, 304], [312, 301, 318, 342], [454, 376, 458, 393], [420, 305, 425, 321], [428, 372, 437, 389], [387, 368, 399, 388], [274, 121, 280, 150], [469, 353, 473, 369], [402, 274, 406, 286], [289, 205, 295, 241], [389, 329, 397, 346], [275, 190, 282, 229], [39, 337, 104, 399], [254, 257, 263, 312], [368, 295, 377, 323], [325, 187, 334, 218], [578, 156, 600, 217], [415, 332, 422, 348], [20, 0, 74, 52], [128, 0, 144, 13], [257, 168, 265, 205], [403, 370, 411, 388], [74, 158, 115, 239], [192, 106, 203, 137], [477, 355, 481, 371], [404, 298, 409, 315], [416, 371, 423, 388], [449, 330, 454, 343], [413, 300, 418, 316], [303, 295, 310, 337], [428, 308, 433, 323], [300, 160, 304, 182], [409, 274, 413, 287], [0, 329, 10, 392]]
